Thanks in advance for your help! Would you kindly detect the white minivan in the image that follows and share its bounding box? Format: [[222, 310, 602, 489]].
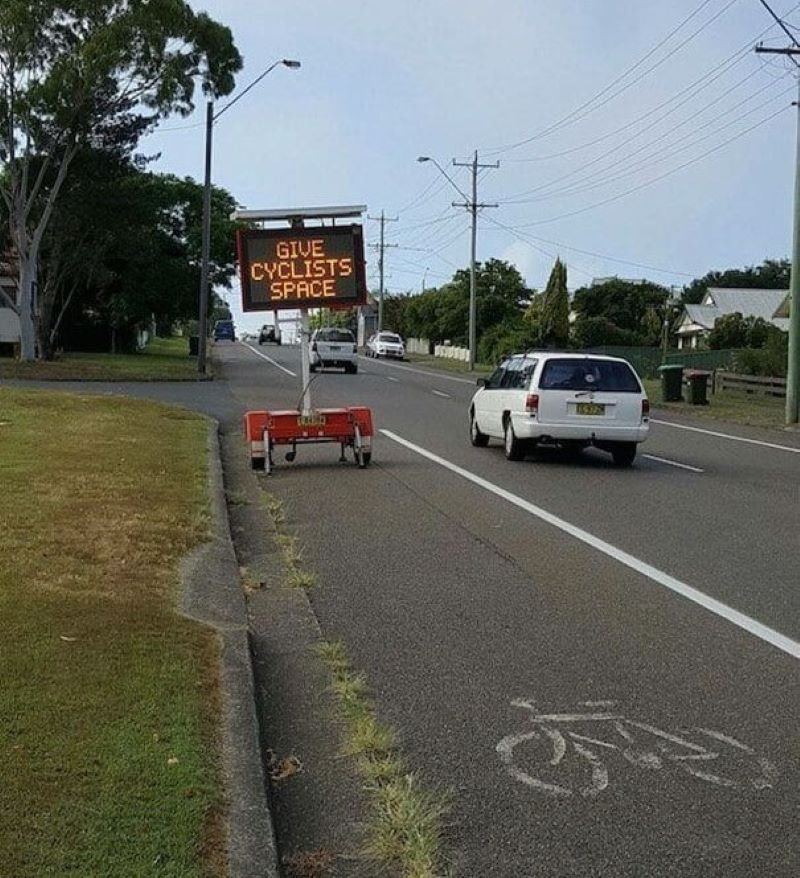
[[309, 327, 358, 373], [469, 352, 649, 466]]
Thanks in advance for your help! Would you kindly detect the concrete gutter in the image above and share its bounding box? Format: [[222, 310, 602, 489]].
[[180, 422, 279, 878]]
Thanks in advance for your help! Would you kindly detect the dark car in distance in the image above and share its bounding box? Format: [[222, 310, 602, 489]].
[[213, 319, 235, 342], [259, 324, 281, 345]]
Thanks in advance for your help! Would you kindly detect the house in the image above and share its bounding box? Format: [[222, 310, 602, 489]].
[[0, 274, 20, 351], [675, 287, 789, 349]]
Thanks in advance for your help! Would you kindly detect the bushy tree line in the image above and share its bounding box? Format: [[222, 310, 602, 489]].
[[0, 0, 242, 359], [379, 256, 788, 371]]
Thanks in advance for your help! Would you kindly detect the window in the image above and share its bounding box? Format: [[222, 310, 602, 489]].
[[317, 329, 355, 342], [485, 360, 510, 389], [539, 358, 641, 392]]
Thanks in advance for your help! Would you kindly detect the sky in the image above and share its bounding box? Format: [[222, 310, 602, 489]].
[[140, 0, 800, 334]]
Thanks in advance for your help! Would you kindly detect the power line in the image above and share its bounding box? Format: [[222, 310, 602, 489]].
[[483, 0, 738, 155], [483, 215, 697, 278], [501, 80, 795, 205], [507, 101, 790, 226]]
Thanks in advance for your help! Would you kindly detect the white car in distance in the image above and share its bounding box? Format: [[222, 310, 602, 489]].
[[309, 327, 358, 373], [469, 352, 649, 466], [366, 331, 405, 360]]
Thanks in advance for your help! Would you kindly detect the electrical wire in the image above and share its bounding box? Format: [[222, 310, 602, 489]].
[[483, 215, 698, 278], [501, 79, 795, 205], [482, 0, 739, 155], [507, 101, 790, 227]]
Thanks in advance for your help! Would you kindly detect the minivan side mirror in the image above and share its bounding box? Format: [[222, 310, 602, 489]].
[[476, 378, 486, 387]]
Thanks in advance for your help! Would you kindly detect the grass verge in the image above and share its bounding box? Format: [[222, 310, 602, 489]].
[[0, 387, 222, 877], [403, 352, 492, 377], [316, 641, 451, 878], [0, 336, 208, 381], [642, 378, 788, 430]]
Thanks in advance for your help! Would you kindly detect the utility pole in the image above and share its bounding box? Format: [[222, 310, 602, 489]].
[[755, 37, 800, 425], [452, 151, 499, 370], [367, 210, 397, 330], [197, 100, 214, 375]]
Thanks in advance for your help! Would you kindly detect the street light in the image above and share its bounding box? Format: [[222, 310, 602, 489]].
[[417, 152, 497, 370], [197, 59, 301, 374]]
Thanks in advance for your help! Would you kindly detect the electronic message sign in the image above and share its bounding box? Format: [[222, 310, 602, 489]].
[[238, 225, 367, 312]]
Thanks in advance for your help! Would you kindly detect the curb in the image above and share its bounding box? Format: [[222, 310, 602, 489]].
[[180, 422, 280, 878]]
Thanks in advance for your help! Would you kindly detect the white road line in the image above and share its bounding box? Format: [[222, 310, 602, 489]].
[[386, 376, 400, 383], [652, 418, 800, 454], [358, 356, 477, 385], [642, 454, 704, 473], [243, 343, 296, 376], [380, 429, 800, 662], [432, 389, 451, 398]]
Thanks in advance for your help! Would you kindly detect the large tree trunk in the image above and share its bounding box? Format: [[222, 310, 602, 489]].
[[17, 251, 37, 360]]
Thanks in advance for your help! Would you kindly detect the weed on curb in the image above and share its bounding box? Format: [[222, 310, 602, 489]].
[[261, 494, 316, 589], [316, 641, 451, 878]]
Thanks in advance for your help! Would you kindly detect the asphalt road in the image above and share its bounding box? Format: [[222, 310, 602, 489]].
[[220, 341, 800, 877], [34, 343, 800, 876]]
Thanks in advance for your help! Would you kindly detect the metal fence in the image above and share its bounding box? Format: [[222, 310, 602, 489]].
[[585, 346, 747, 379]]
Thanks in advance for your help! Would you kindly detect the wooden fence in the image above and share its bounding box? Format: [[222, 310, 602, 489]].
[[715, 371, 787, 398]]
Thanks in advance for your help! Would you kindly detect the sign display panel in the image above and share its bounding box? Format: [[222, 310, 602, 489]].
[[239, 225, 367, 312]]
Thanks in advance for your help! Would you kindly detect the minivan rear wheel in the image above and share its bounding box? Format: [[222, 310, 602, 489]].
[[504, 417, 526, 461]]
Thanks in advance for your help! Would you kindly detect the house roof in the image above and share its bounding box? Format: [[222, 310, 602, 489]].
[[774, 293, 790, 319], [677, 287, 790, 336], [703, 287, 788, 321], [680, 304, 718, 330]]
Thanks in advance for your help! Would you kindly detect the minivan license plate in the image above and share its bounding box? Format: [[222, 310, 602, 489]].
[[576, 402, 605, 415]]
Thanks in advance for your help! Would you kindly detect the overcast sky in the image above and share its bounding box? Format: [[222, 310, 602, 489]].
[[141, 0, 800, 332]]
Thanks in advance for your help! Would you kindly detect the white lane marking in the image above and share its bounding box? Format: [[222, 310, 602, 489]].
[[642, 454, 704, 473], [243, 343, 296, 376], [358, 356, 477, 385], [652, 418, 800, 455], [380, 429, 800, 661], [386, 376, 400, 383], [432, 389, 451, 398]]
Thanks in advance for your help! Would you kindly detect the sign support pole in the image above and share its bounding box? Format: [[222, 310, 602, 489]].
[[300, 309, 311, 415]]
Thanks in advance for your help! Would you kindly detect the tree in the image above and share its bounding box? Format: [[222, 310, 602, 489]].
[[571, 277, 669, 346], [707, 312, 778, 350], [683, 259, 790, 305], [40, 157, 239, 354], [540, 258, 569, 347], [0, 0, 242, 359]]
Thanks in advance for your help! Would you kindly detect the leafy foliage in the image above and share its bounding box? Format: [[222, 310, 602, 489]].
[[540, 258, 569, 347], [571, 278, 669, 346], [708, 312, 783, 351], [0, 0, 242, 357], [682, 259, 790, 304]]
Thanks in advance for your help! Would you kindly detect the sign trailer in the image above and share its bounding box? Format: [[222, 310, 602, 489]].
[[237, 206, 374, 474]]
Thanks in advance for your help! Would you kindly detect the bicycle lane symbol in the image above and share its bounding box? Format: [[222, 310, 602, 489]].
[[496, 699, 779, 799]]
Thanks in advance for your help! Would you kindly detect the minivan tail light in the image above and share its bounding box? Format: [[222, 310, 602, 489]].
[[642, 398, 650, 419], [525, 393, 539, 415], [311, 341, 317, 352]]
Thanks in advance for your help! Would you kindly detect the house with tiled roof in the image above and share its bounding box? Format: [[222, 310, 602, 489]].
[[675, 287, 789, 349]]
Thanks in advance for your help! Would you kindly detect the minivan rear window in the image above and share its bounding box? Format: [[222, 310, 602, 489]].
[[317, 329, 354, 342], [540, 358, 641, 392]]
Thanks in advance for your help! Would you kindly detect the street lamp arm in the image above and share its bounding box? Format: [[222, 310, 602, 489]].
[[214, 58, 301, 121], [417, 155, 470, 203]]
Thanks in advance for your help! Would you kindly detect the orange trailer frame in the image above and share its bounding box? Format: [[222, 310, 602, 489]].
[[243, 406, 373, 474]]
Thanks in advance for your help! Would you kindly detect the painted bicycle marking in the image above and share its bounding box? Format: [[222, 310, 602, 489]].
[[496, 699, 778, 798]]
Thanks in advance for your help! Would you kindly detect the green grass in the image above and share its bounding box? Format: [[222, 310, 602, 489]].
[[643, 378, 788, 430], [0, 336, 208, 381], [404, 352, 492, 376], [0, 388, 223, 878]]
